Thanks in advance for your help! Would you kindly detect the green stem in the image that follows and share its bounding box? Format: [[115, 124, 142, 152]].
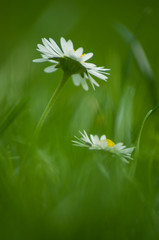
[[22, 74, 68, 170], [130, 104, 159, 178], [135, 110, 152, 156], [136, 104, 159, 157], [34, 73, 69, 138]]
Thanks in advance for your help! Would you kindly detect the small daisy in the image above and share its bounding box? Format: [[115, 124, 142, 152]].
[[72, 130, 134, 163], [33, 37, 110, 91]]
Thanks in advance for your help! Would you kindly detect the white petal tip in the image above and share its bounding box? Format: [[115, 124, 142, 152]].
[[33, 58, 47, 63]]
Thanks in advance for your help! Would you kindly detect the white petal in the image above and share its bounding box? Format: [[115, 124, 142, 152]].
[[37, 47, 56, 58], [122, 147, 134, 154], [120, 157, 129, 164], [44, 65, 58, 73], [90, 135, 99, 145], [37, 44, 55, 55], [90, 135, 95, 144], [40, 54, 58, 63], [94, 135, 100, 144], [88, 69, 108, 81], [72, 142, 89, 148], [80, 130, 92, 144], [42, 38, 60, 57], [87, 74, 99, 90], [74, 47, 83, 57], [72, 139, 89, 147], [66, 40, 74, 51], [37, 43, 49, 51], [100, 141, 107, 148], [72, 74, 89, 91], [83, 62, 96, 69], [40, 54, 54, 60], [100, 135, 106, 141], [48, 59, 59, 63], [33, 58, 48, 63], [72, 74, 81, 86], [49, 38, 63, 55], [84, 73, 88, 79], [60, 37, 68, 55], [94, 67, 110, 71], [82, 53, 93, 61], [81, 77, 89, 91], [113, 143, 124, 150]]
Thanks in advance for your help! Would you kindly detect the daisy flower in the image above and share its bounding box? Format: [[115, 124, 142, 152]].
[[33, 37, 110, 90], [72, 130, 134, 163]]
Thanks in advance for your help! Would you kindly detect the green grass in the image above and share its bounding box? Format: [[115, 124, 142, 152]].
[[0, 0, 159, 239]]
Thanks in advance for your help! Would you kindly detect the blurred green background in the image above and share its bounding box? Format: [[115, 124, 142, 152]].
[[0, 0, 159, 239]]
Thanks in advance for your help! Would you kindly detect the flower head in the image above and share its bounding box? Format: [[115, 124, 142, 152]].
[[72, 130, 134, 163], [33, 37, 110, 90]]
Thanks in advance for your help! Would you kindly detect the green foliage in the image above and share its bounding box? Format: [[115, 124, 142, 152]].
[[0, 0, 159, 239]]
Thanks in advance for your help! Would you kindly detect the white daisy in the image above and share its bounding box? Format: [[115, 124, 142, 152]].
[[72, 130, 134, 163], [33, 37, 110, 91]]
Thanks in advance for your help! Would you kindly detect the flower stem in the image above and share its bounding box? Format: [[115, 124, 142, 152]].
[[34, 73, 69, 139]]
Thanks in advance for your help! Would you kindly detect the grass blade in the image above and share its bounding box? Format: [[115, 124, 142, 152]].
[[0, 99, 27, 136]]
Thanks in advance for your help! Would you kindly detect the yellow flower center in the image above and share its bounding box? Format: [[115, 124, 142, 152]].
[[73, 49, 85, 58], [106, 139, 115, 147], [81, 53, 86, 57]]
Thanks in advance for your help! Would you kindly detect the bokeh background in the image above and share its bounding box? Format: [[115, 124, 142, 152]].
[[0, 0, 159, 239]]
